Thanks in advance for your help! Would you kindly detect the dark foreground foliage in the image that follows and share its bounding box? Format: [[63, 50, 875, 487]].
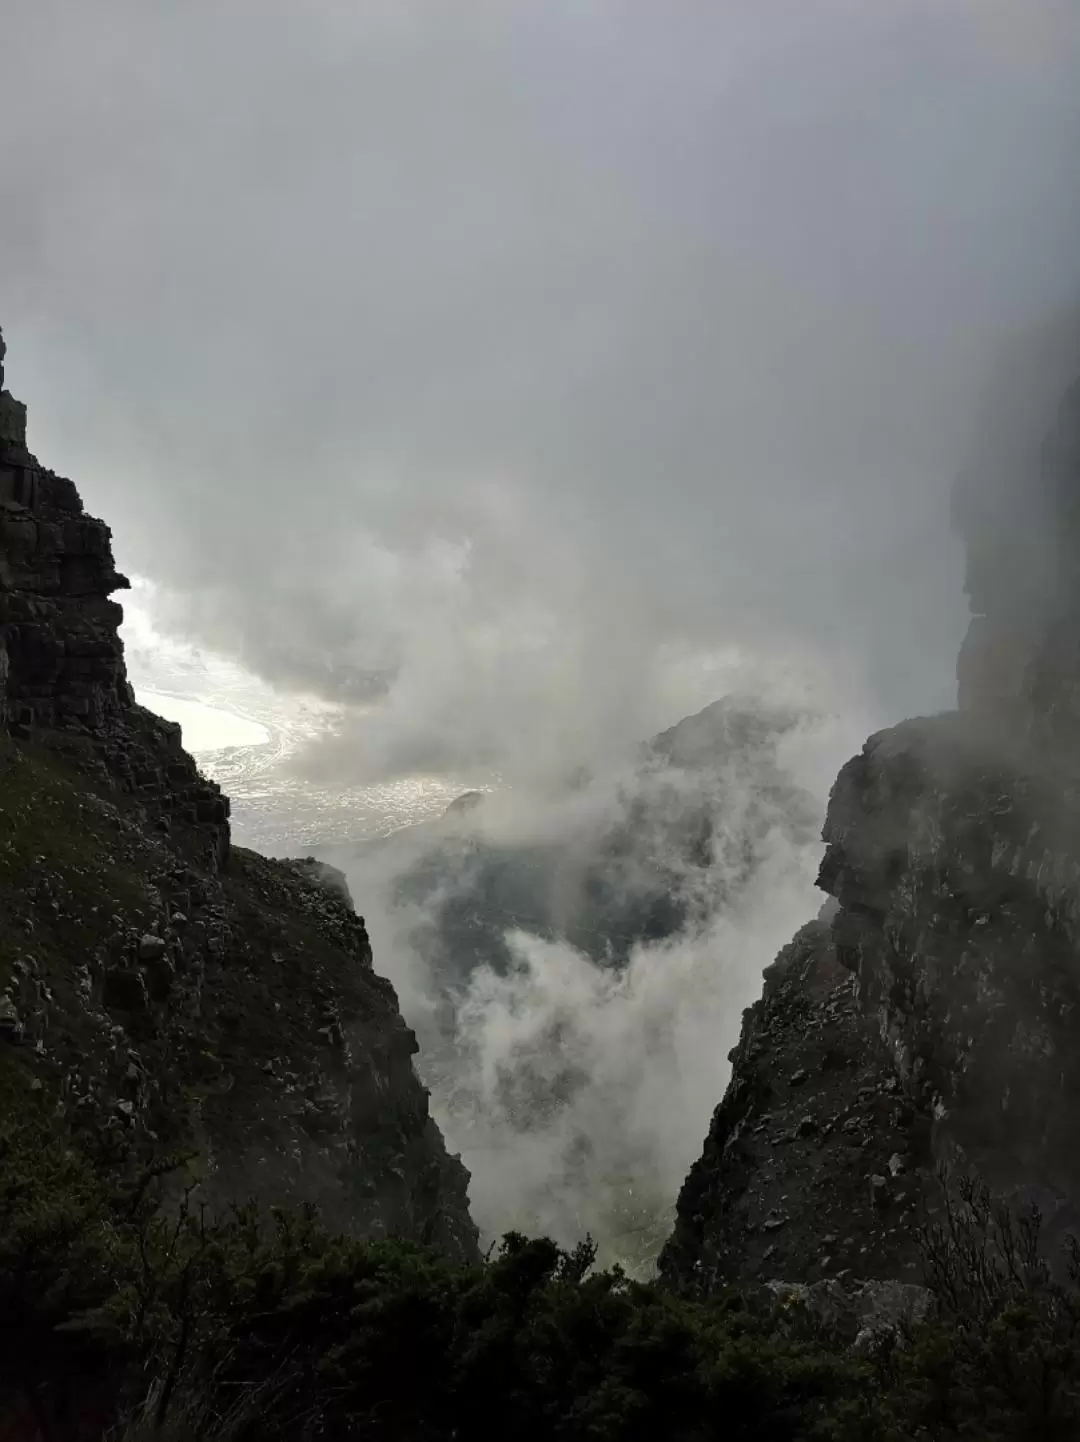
[[1, 1121, 1079, 1442], [887, 1174, 1080, 1440]]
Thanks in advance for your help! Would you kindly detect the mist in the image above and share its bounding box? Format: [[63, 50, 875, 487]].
[[4, 0, 1080, 785], [322, 694, 866, 1266], [3, 0, 1080, 1264]]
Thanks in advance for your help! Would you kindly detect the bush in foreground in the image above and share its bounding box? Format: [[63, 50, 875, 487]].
[[2, 1120, 1080, 1441]]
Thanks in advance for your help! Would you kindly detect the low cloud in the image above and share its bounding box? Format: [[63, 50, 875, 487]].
[[330, 694, 865, 1265], [3, 1, 1079, 784]]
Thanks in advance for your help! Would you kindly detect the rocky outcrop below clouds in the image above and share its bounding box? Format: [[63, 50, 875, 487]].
[[0, 326, 477, 1261], [663, 358, 1080, 1294]]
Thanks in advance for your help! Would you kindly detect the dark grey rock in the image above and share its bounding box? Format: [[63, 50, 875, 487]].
[[137, 933, 167, 961], [0, 326, 478, 1263], [663, 365, 1080, 1297]]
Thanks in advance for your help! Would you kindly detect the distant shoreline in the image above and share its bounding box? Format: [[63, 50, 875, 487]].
[[136, 689, 272, 753]]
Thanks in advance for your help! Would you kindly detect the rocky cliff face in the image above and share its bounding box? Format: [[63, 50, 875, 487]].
[[662, 364, 1080, 1294], [0, 329, 477, 1260]]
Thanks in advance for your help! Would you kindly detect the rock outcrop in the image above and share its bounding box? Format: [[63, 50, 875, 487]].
[[662, 357, 1080, 1294], [0, 352, 230, 870], [659, 914, 930, 1290], [0, 327, 477, 1260]]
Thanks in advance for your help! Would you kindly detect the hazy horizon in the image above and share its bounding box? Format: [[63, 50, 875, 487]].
[[4, 0, 1080, 791]]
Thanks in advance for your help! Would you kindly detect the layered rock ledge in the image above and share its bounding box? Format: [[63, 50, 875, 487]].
[[0, 327, 477, 1260]]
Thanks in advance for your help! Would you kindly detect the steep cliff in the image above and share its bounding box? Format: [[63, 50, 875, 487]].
[[662, 364, 1080, 1293], [0, 328, 477, 1260]]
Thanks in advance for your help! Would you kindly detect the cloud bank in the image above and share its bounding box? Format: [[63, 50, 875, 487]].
[[324, 695, 875, 1265], [3, 1, 1079, 782]]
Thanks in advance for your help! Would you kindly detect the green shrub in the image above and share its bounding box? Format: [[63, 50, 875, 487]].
[[879, 1176, 1080, 1440], [4, 1122, 1080, 1442]]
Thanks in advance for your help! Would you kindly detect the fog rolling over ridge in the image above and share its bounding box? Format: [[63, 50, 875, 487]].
[[3, 1, 1080, 1264], [321, 698, 858, 1267], [6, 0, 1080, 783]]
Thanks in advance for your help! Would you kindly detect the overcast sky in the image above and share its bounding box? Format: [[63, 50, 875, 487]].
[[3, 0, 1080, 782]]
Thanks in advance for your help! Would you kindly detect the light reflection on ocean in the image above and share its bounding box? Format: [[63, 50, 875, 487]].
[[122, 585, 471, 855], [207, 757, 466, 855]]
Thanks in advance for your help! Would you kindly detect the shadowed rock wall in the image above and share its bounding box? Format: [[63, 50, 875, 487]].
[[663, 349, 1080, 1293], [0, 326, 477, 1261]]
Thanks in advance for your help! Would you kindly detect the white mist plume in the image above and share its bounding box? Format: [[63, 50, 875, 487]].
[[5, 0, 1080, 785], [443, 846, 817, 1267], [334, 693, 866, 1268]]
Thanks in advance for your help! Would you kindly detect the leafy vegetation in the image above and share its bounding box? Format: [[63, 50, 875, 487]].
[[881, 1176, 1080, 1439], [2, 737, 1080, 1438], [1, 1118, 1078, 1442]]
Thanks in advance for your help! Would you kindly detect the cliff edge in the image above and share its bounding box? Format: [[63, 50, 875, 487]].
[[662, 360, 1080, 1293], [0, 327, 477, 1260]]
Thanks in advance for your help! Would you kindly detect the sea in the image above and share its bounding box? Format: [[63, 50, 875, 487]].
[[120, 588, 465, 856]]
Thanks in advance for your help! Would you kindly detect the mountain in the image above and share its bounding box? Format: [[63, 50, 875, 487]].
[[661, 353, 1080, 1293], [328, 696, 820, 1001], [0, 326, 477, 1260], [7, 326, 1080, 1440]]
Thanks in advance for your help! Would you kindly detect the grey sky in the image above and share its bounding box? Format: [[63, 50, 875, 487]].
[[3, 0, 1079, 781]]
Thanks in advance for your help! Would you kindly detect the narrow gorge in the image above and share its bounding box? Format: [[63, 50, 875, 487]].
[[6, 321, 1080, 1437], [6, 315, 1080, 1303]]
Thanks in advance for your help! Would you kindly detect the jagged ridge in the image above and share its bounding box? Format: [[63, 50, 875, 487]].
[[0, 327, 477, 1260]]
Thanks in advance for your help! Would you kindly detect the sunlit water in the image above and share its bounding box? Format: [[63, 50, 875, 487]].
[[122, 584, 467, 854], [139, 692, 271, 752]]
